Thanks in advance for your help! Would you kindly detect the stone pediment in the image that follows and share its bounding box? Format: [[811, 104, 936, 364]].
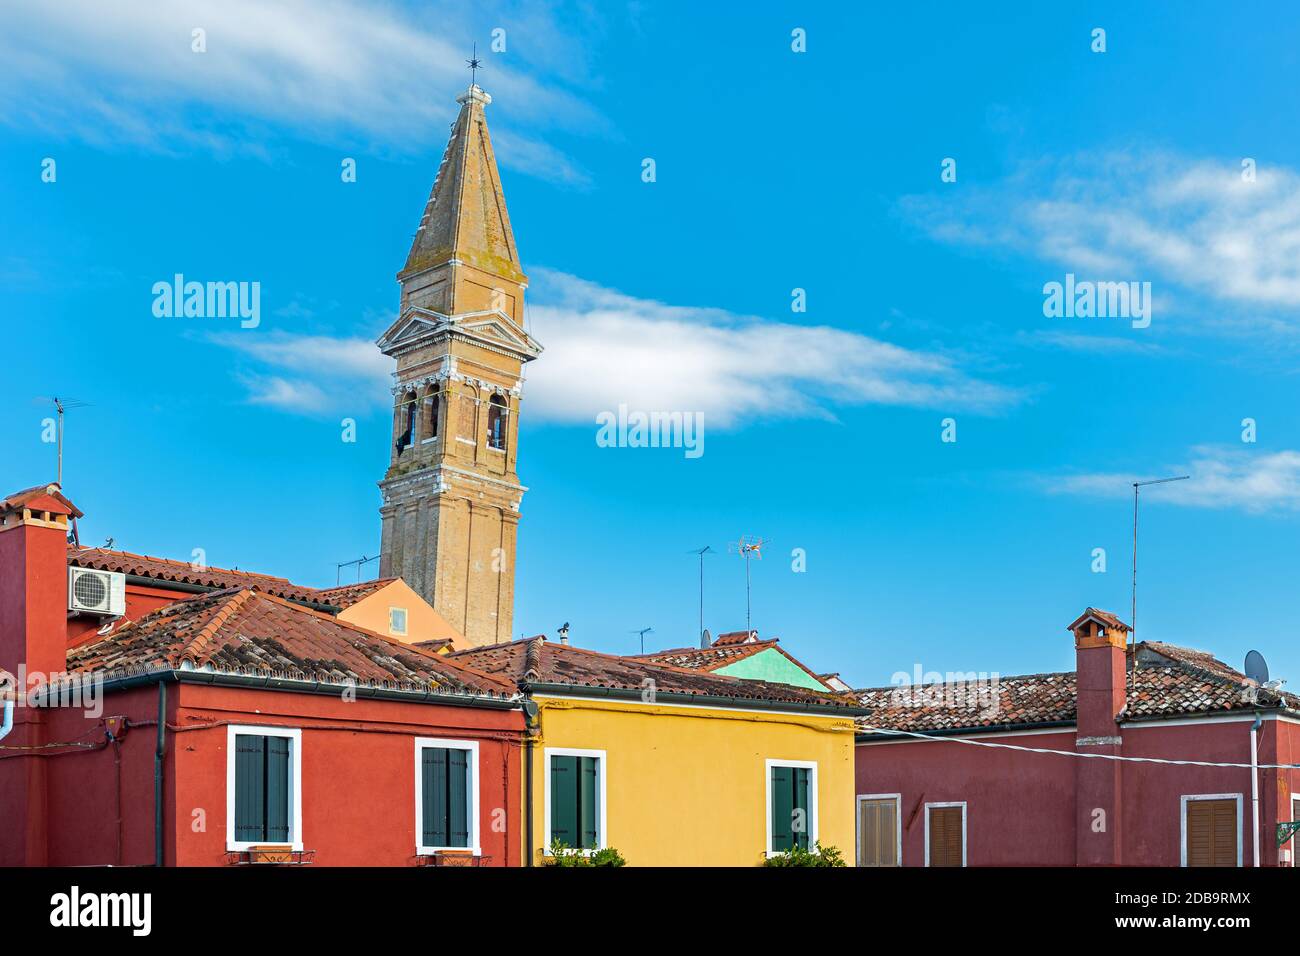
[[378, 307, 541, 359]]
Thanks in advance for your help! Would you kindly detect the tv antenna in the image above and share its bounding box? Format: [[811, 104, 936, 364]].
[[335, 554, 379, 585], [35, 396, 90, 487], [630, 626, 654, 655], [727, 535, 767, 635], [687, 546, 715, 647], [1130, 475, 1189, 672]]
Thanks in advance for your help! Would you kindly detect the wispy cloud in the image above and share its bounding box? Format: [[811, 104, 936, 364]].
[[211, 270, 1023, 421], [902, 151, 1300, 316], [0, 0, 599, 183], [524, 270, 1023, 426], [1046, 446, 1300, 514]]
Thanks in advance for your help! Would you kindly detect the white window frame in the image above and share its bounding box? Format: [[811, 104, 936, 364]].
[[764, 759, 819, 858], [924, 801, 967, 867], [543, 747, 607, 856], [226, 724, 303, 852], [856, 793, 902, 867], [414, 737, 481, 856], [389, 606, 409, 636], [1180, 792, 1243, 867]]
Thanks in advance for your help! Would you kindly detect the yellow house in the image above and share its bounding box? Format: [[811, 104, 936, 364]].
[[451, 637, 862, 866], [316, 577, 466, 651]]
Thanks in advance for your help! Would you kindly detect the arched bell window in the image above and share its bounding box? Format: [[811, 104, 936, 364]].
[[487, 393, 508, 451], [395, 391, 417, 453], [422, 388, 440, 442]]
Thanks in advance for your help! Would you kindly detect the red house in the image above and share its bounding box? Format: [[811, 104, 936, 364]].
[[855, 607, 1300, 867], [0, 484, 526, 866]]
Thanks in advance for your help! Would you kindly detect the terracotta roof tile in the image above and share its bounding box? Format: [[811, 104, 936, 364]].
[[856, 641, 1300, 734], [66, 587, 517, 699], [450, 638, 857, 710], [3, 484, 82, 517], [68, 547, 321, 603], [313, 578, 397, 609]]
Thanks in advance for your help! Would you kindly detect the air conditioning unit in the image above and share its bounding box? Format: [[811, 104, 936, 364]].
[[68, 567, 126, 618]]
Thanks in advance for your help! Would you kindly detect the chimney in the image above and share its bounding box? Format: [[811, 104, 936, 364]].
[[0, 485, 80, 684], [1067, 606, 1130, 865], [557, 622, 569, 645], [1068, 608, 1130, 738]]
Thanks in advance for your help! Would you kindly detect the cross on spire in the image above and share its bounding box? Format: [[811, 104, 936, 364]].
[[466, 42, 482, 88]]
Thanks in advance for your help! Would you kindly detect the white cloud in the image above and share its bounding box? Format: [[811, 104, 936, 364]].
[[211, 270, 1022, 422], [523, 270, 1020, 425], [0, 0, 597, 183], [1048, 446, 1300, 514], [903, 151, 1300, 314]]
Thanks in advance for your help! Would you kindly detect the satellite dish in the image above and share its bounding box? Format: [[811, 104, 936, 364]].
[[1245, 650, 1270, 685]]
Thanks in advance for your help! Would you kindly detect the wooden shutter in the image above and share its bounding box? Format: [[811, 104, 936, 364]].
[[265, 735, 291, 843], [858, 799, 899, 867], [422, 748, 449, 847], [771, 766, 793, 851], [928, 806, 964, 867], [1186, 799, 1237, 866], [791, 767, 811, 850], [448, 749, 470, 848], [234, 734, 265, 843], [550, 755, 579, 848]]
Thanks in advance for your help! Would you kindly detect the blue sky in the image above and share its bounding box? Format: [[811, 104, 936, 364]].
[[3, 1, 1300, 688]]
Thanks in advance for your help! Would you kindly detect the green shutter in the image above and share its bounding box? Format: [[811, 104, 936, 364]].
[[423, 748, 449, 847], [234, 734, 265, 843], [791, 767, 810, 850], [771, 765, 793, 851], [550, 756, 579, 848], [579, 756, 599, 850], [265, 736, 291, 843], [448, 749, 470, 848]]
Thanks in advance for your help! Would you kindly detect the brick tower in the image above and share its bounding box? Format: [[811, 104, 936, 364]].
[[377, 84, 542, 647]]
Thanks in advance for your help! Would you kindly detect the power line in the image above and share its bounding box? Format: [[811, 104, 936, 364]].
[[860, 724, 1300, 770]]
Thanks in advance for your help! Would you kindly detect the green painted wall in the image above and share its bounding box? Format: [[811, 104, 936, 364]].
[[715, 648, 827, 691]]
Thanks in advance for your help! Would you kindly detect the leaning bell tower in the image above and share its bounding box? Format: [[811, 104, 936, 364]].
[[377, 83, 542, 647]]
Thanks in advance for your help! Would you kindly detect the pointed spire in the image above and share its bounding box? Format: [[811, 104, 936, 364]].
[[403, 85, 524, 283]]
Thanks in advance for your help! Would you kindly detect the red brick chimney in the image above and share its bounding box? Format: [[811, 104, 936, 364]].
[[0, 484, 80, 866], [1068, 607, 1131, 865], [0, 484, 80, 683]]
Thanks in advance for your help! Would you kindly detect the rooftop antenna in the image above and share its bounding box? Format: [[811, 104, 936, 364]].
[[335, 554, 379, 586], [35, 396, 89, 488], [1131, 475, 1190, 673], [688, 546, 715, 648], [631, 626, 654, 655], [727, 535, 766, 635]]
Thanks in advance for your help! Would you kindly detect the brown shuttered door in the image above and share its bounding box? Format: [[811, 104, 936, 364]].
[[928, 806, 964, 867], [857, 799, 898, 867], [1185, 799, 1238, 867]]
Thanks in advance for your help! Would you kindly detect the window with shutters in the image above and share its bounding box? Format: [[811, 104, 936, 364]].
[[766, 760, 818, 856], [925, 802, 966, 867], [226, 725, 302, 851], [415, 738, 480, 854], [545, 748, 605, 853], [1182, 794, 1241, 867], [857, 795, 901, 867]]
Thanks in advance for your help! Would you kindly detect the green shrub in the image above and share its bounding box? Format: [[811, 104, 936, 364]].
[[762, 841, 847, 867], [545, 839, 627, 867]]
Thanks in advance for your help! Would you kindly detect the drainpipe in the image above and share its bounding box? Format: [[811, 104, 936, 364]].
[[522, 698, 538, 867], [1251, 713, 1263, 868], [154, 681, 167, 867]]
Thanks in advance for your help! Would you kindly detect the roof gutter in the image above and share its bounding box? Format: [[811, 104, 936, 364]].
[[50, 668, 522, 711], [523, 681, 867, 717]]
